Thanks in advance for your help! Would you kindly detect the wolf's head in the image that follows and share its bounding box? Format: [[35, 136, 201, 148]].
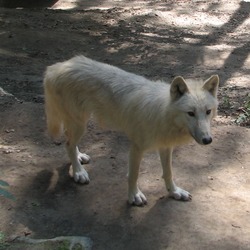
[[170, 75, 219, 145]]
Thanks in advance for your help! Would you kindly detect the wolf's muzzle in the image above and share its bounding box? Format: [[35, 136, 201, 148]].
[[202, 137, 212, 145]]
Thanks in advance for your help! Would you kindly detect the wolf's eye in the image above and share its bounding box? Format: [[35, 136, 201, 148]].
[[206, 109, 211, 115], [187, 111, 195, 117]]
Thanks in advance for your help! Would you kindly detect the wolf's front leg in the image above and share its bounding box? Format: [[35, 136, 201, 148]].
[[159, 148, 191, 201], [77, 147, 91, 164], [128, 144, 147, 206]]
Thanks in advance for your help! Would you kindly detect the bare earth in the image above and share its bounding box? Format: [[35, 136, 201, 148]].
[[0, 1, 250, 249]]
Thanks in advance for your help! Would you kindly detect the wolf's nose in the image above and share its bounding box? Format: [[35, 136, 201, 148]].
[[202, 137, 212, 145]]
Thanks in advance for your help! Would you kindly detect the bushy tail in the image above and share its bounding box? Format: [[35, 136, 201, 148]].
[[44, 77, 63, 140]]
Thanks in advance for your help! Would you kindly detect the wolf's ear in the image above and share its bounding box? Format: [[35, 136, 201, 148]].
[[170, 76, 189, 101], [203, 75, 219, 97]]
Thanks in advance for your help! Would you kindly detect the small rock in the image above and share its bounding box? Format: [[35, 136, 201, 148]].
[[5, 129, 15, 133], [3, 149, 13, 154]]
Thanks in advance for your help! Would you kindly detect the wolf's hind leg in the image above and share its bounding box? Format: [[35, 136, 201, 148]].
[[65, 122, 90, 184], [128, 144, 147, 206], [159, 148, 192, 201]]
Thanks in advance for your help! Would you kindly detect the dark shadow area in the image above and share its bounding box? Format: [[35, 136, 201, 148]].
[[7, 123, 249, 249], [221, 41, 250, 84], [0, 0, 59, 8]]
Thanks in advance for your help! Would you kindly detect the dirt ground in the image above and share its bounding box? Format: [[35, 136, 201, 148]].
[[0, 0, 250, 249]]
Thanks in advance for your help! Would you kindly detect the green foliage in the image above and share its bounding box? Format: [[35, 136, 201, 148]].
[[0, 232, 9, 250], [0, 180, 15, 200], [222, 95, 231, 108], [56, 240, 70, 250], [0, 232, 4, 242], [235, 93, 250, 126]]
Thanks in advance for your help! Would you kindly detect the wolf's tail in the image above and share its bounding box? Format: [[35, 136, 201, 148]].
[[44, 74, 63, 139]]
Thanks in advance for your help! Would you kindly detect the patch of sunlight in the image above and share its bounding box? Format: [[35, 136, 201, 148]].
[[50, 0, 124, 10], [50, 0, 78, 10], [106, 47, 119, 54], [141, 32, 171, 39], [227, 75, 250, 88], [234, 18, 250, 33], [183, 37, 202, 44], [203, 44, 233, 68], [157, 11, 227, 29], [243, 54, 250, 67], [105, 41, 134, 54]]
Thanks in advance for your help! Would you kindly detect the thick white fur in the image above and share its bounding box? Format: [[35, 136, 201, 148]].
[[44, 56, 219, 206]]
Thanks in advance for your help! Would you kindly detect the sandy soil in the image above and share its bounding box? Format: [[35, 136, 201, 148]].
[[0, 1, 250, 249]]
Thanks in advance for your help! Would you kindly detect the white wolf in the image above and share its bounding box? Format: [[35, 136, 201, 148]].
[[44, 56, 219, 206]]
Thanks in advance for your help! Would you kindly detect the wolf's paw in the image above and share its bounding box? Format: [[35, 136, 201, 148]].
[[169, 186, 192, 201], [73, 169, 90, 184], [78, 153, 91, 164], [128, 190, 147, 206]]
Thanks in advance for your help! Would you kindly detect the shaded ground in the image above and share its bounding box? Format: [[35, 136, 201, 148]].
[[0, 1, 250, 249]]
